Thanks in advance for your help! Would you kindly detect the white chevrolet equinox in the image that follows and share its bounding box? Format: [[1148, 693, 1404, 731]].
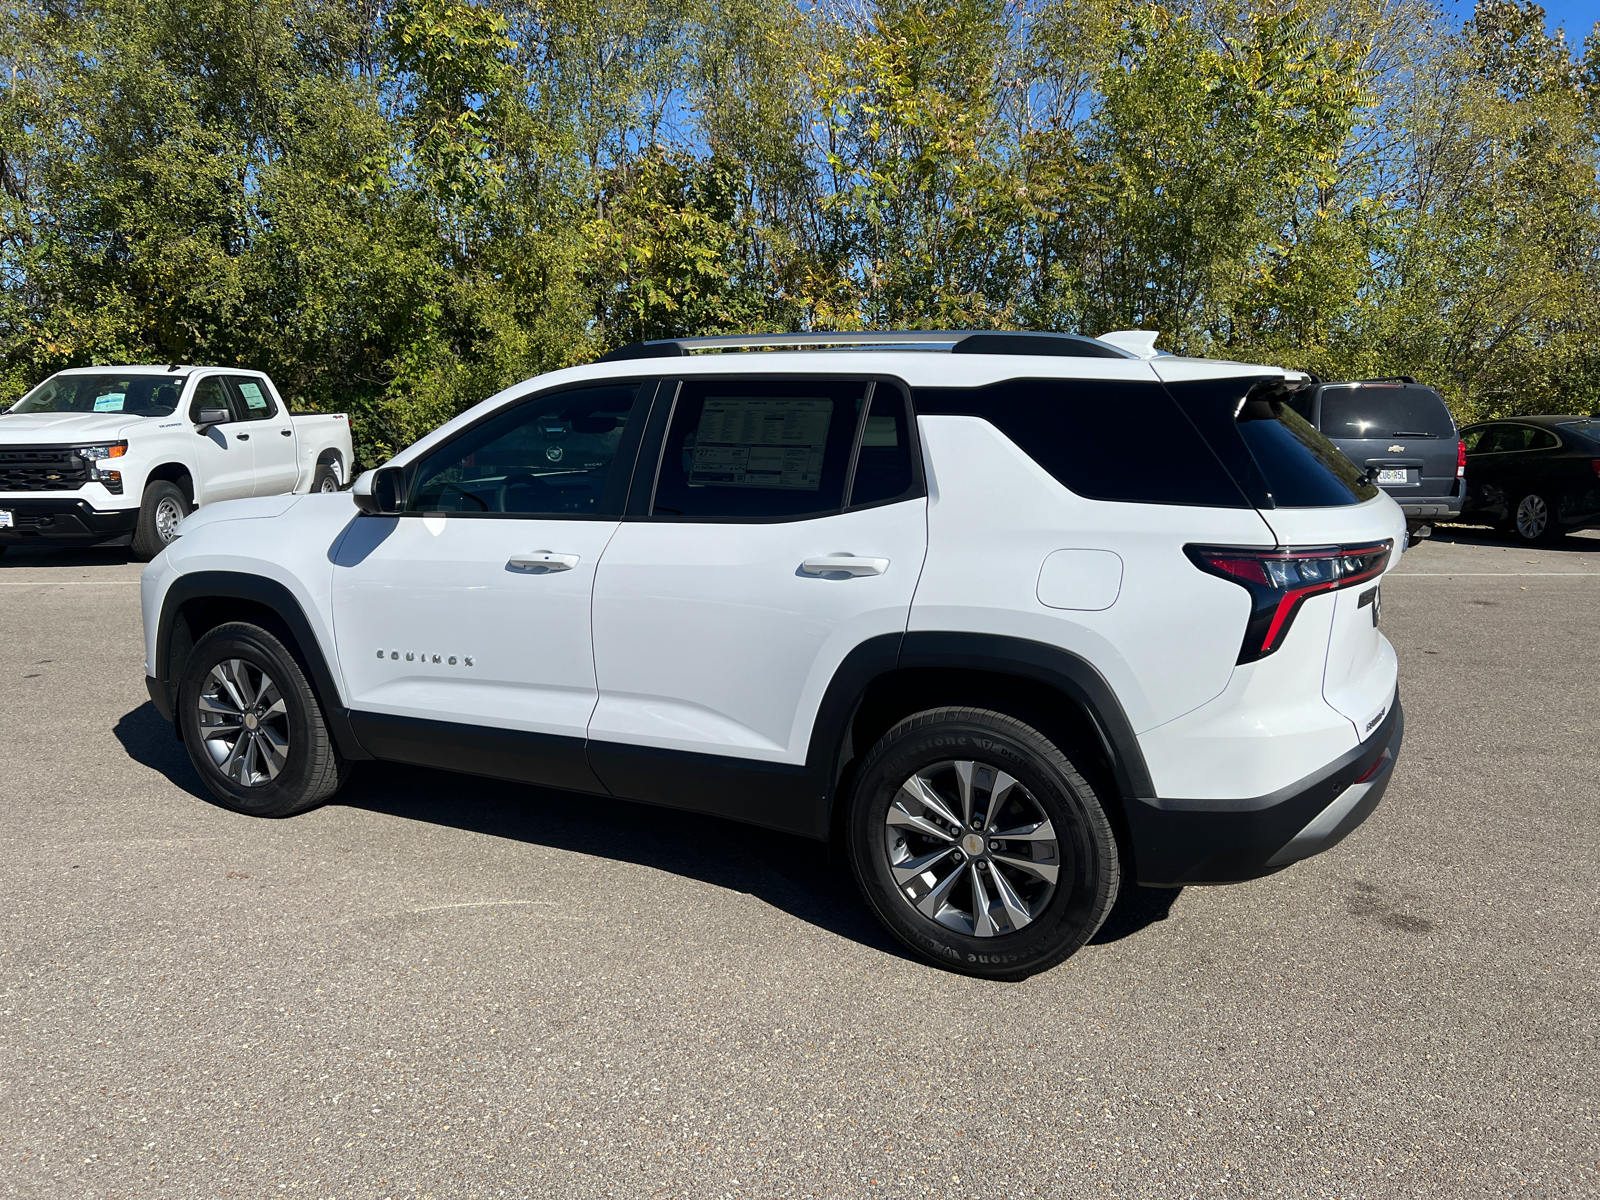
[[140, 331, 1405, 978]]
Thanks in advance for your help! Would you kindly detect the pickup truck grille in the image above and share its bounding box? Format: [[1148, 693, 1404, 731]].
[[0, 446, 89, 492]]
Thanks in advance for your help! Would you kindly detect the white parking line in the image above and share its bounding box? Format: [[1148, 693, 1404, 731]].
[[1389, 572, 1600, 577]]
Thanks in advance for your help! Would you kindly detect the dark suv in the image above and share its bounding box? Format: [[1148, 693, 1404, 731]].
[[1291, 379, 1462, 536]]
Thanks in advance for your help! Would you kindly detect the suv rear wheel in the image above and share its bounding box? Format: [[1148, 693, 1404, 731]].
[[847, 707, 1119, 979], [178, 621, 349, 816]]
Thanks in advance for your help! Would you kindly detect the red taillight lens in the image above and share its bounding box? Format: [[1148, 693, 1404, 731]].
[[1591, 459, 1599, 478], [1186, 541, 1393, 663], [1457, 439, 1466, 478]]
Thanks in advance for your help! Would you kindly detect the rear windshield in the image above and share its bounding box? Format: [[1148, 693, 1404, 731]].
[[1557, 419, 1600, 446], [1320, 384, 1455, 439], [1165, 378, 1379, 509], [1238, 394, 1379, 506], [9, 373, 187, 416]]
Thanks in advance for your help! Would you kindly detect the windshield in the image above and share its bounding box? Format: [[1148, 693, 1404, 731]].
[[1320, 385, 1455, 439], [1556, 419, 1600, 446], [8, 373, 187, 417]]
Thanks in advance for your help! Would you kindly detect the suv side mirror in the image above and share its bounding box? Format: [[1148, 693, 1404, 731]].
[[195, 408, 230, 430], [352, 466, 406, 515]]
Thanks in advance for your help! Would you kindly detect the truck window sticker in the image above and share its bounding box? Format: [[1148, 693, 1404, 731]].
[[237, 381, 270, 412]]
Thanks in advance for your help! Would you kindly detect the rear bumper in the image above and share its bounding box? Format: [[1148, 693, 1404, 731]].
[[1125, 699, 1403, 886], [1396, 501, 1460, 519], [0, 497, 139, 546]]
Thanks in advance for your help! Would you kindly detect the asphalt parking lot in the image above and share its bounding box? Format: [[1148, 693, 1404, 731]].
[[2, 528, 1597, 1199]]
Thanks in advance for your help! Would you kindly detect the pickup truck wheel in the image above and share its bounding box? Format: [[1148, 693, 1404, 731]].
[[178, 621, 350, 817], [847, 707, 1120, 980], [312, 465, 339, 493], [131, 481, 189, 561]]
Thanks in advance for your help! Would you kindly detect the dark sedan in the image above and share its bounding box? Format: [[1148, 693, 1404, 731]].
[[1458, 416, 1600, 543]]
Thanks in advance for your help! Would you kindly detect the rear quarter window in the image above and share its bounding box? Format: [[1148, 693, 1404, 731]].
[[913, 379, 1248, 508]]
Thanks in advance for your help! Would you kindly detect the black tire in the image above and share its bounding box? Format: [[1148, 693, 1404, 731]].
[[1511, 492, 1563, 544], [178, 621, 349, 817], [311, 464, 340, 493], [847, 707, 1120, 980], [131, 480, 189, 561]]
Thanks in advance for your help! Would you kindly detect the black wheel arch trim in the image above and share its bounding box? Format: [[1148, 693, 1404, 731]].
[[893, 631, 1156, 802], [153, 570, 372, 760]]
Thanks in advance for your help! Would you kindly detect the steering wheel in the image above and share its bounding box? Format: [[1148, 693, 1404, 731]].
[[496, 472, 558, 514], [436, 483, 487, 512]]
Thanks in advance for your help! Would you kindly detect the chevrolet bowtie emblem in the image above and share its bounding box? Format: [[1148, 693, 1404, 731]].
[[1387, 444, 1405, 452]]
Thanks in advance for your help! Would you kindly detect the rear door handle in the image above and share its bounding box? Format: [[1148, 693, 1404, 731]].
[[508, 551, 580, 572], [800, 555, 889, 577]]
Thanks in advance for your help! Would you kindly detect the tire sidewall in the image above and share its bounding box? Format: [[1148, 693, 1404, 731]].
[[132, 481, 190, 561], [848, 714, 1116, 979], [179, 625, 323, 816]]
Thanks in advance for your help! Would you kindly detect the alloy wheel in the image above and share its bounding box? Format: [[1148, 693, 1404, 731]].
[[197, 658, 290, 787], [883, 759, 1061, 937], [1516, 494, 1548, 540]]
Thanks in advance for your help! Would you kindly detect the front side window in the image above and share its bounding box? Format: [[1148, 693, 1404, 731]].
[[651, 379, 866, 519], [228, 377, 278, 421], [408, 383, 644, 516], [10, 373, 185, 417], [190, 377, 237, 423]]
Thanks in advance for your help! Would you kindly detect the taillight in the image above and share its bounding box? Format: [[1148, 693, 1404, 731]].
[[1591, 459, 1599, 478], [1457, 439, 1466, 478], [1186, 541, 1394, 663]]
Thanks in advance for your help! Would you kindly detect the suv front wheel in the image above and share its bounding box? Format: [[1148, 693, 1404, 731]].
[[847, 707, 1120, 979], [178, 621, 350, 816]]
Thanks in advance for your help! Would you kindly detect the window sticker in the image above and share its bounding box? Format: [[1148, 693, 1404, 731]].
[[688, 397, 832, 491], [93, 393, 126, 412], [237, 381, 270, 411]]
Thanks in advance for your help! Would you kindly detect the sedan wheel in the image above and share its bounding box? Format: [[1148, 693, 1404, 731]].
[[1513, 493, 1559, 543]]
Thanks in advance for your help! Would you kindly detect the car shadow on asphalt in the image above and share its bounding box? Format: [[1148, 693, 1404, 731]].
[[114, 701, 1184, 963], [0, 546, 134, 567], [1426, 524, 1600, 552]]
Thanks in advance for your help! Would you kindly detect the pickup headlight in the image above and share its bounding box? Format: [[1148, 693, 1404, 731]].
[[76, 441, 128, 493]]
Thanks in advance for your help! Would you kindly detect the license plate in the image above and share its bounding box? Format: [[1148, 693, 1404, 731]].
[[1376, 469, 1408, 484], [0, 510, 12, 529]]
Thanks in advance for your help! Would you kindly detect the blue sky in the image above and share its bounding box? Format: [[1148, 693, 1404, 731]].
[[1439, 0, 1599, 42]]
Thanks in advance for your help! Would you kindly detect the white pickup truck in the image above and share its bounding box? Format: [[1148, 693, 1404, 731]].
[[0, 365, 353, 560]]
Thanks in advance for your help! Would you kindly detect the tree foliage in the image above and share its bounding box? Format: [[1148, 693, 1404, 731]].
[[2, 0, 1597, 459]]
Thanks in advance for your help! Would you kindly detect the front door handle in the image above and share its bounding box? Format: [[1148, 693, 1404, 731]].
[[508, 551, 580, 573], [236, 432, 250, 441], [800, 555, 889, 577], [280, 428, 293, 437]]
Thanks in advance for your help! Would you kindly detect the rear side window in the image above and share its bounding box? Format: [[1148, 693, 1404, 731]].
[[913, 379, 1248, 508], [1320, 385, 1455, 439], [651, 378, 866, 519], [226, 377, 277, 421], [849, 390, 917, 507]]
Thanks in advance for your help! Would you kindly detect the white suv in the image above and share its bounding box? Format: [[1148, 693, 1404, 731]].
[[139, 331, 1405, 978]]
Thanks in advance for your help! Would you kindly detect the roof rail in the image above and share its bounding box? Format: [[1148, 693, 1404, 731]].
[[597, 330, 1133, 362], [1321, 376, 1419, 387]]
